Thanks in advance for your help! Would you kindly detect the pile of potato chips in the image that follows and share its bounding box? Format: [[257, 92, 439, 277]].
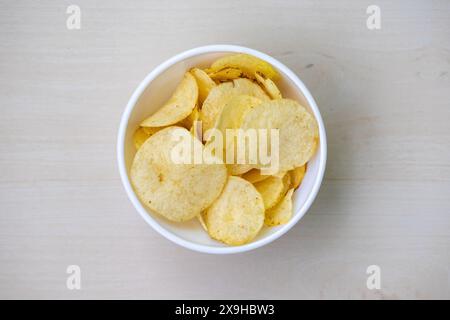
[[131, 53, 319, 246]]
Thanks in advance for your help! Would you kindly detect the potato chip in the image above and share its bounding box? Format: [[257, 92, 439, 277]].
[[197, 214, 207, 232], [200, 79, 269, 138], [241, 169, 270, 184], [142, 126, 165, 136], [213, 95, 264, 175], [253, 174, 290, 210], [265, 188, 294, 226], [199, 82, 234, 136], [255, 72, 282, 99], [190, 68, 216, 104], [289, 165, 306, 189], [133, 127, 151, 150], [130, 126, 227, 222], [208, 68, 243, 81], [228, 164, 253, 176], [141, 72, 198, 127], [210, 53, 278, 80], [190, 119, 202, 141], [204, 176, 264, 246], [178, 105, 199, 130], [136, 126, 168, 150], [232, 78, 270, 98], [216, 95, 262, 132], [273, 170, 288, 178], [240, 99, 319, 172]]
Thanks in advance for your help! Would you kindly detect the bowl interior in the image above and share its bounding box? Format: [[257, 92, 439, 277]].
[[123, 51, 323, 248]]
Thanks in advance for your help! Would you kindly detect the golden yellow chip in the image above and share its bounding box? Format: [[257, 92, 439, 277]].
[[240, 99, 319, 172], [199, 82, 234, 136], [204, 176, 264, 246], [133, 127, 152, 150], [227, 164, 253, 176], [253, 174, 290, 210], [142, 126, 165, 136], [208, 68, 243, 81], [197, 214, 208, 232], [190, 119, 202, 141], [130, 126, 227, 222], [289, 165, 306, 189], [190, 68, 216, 104], [273, 170, 288, 178], [178, 105, 199, 130], [216, 95, 262, 132], [141, 72, 198, 127], [241, 169, 270, 184], [200, 79, 269, 138], [265, 188, 294, 227], [232, 78, 269, 97], [213, 94, 263, 175], [210, 53, 278, 80], [255, 72, 282, 99]]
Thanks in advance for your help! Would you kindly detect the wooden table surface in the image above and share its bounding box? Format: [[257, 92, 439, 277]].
[[0, 0, 449, 299]]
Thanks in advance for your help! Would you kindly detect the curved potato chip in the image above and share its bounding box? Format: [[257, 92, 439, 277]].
[[265, 188, 294, 226], [197, 214, 207, 232], [200, 79, 269, 138], [130, 127, 227, 222], [241, 99, 319, 171], [255, 72, 282, 99], [133, 127, 151, 150], [289, 165, 306, 189], [214, 95, 263, 175], [216, 95, 262, 132], [142, 126, 165, 136], [190, 68, 216, 104], [204, 176, 264, 246], [232, 78, 270, 97], [228, 164, 253, 176], [190, 119, 202, 141], [254, 174, 290, 210], [178, 105, 199, 130], [241, 169, 271, 184], [141, 72, 198, 127], [200, 82, 234, 136], [210, 53, 278, 80], [208, 68, 243, 81], [273, 170, 288, 178]]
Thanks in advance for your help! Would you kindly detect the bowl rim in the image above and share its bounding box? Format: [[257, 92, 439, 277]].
[[117, 44, 327, 254]]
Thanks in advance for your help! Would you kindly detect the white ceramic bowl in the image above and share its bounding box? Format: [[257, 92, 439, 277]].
[[117, 45, 327, 254]]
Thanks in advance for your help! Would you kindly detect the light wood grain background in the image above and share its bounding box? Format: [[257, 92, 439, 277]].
[[0, 0, 449, 299]]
